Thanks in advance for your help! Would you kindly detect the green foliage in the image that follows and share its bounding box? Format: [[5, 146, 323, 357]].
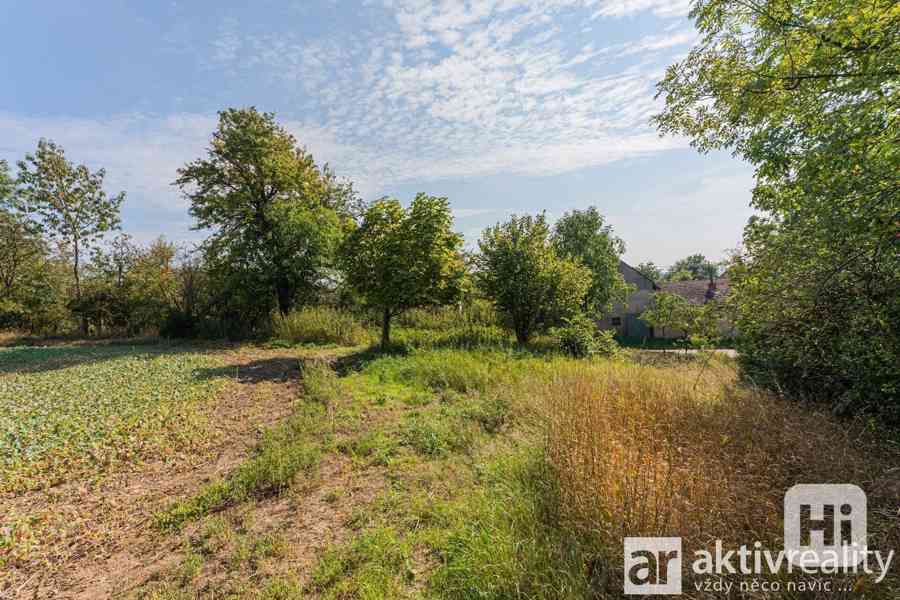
[[176, 107, 356, 323], [390, 324, 511, 352], [635, 261, 663, 283], [552, 314, 598, 358], [401, 409, 474, 457], [475, 213, 592, 344], [15, 140, 124, 304], [552, 314, 621, 359], [429, 449, 600, 600], [640, 293, 694, 338], [0, 345, 225, 491], [667, 254, 710, 280], [394, 300, 498, 330], [552, 206, 631, 315], [341, 193, 466, 349], [655, 0, 900, 420], [272, 306, 369, 346], [73, 235, 181, 336], [640, 292, 723, 349], [0, 205, 64, 333], [309, 526, 413, 598]]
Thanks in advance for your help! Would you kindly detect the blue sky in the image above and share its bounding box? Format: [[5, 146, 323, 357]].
[[0, 0, 754, 267]]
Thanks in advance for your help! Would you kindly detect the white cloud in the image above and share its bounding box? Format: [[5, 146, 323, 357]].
[[2, 0, 699, 229], [593, 0, 691, 18]]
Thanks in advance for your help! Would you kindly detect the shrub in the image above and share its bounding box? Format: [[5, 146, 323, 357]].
[[553, 314, 597, 358], [552, 314, 620, 358], [272, 306, 369, 346]]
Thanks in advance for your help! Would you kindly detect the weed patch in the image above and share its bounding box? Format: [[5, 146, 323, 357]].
[[272, 306, 370, 347], [155, 403, 325, 530]]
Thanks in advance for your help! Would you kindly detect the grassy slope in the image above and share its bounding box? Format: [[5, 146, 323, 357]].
[[141, 341, 900, 599], [4, 323, 898, 599]]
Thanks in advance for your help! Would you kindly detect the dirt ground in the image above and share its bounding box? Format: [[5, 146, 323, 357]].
[[2, 346, 391, 599]]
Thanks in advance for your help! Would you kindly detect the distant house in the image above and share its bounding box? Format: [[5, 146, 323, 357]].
[[599, 263, 733, 339], [656, 277, 734, 339], [598, 261, 658, 338], [659, 277, 730, 306]]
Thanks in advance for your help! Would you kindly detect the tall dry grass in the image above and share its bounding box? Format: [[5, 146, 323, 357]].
[[543, 357, 900, 597], [271, 306, 369, 346]]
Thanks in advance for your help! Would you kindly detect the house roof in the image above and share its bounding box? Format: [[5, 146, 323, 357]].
[[618, 260, 660, 290], [659, 277, 730, 305]]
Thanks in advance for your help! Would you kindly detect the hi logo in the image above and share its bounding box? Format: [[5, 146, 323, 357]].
[[624, 537, 682, 595], [784, 484, 867, 568]]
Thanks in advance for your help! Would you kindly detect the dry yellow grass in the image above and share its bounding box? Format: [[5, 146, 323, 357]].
[[542, 356, 900, 597]]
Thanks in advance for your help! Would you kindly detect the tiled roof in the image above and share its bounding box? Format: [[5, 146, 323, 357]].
[[659, 277, 730, 305]]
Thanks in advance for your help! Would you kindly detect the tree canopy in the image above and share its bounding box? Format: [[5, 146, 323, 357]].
[[552, 207, 631, 315], [655, 0, 900, 420], [341, 194, 466, 349], [176, 108, 358, 322], [476, 213, 591, 345], [15, 140, 124, 302]]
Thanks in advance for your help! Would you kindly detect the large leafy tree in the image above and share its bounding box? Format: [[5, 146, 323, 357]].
[[635, 261, 664, 283], [1, 161, 41, 299], [176, 108, 358, 319], [552, 207, 631, 315], [0, 208, 47, 301], [476, 214, 591, 345], [15, 140, 123, 304], [1, 161, 53, 329], [341, 194, 466, 349], [667, 254, 710, 280], [655, 0, 900, 419]]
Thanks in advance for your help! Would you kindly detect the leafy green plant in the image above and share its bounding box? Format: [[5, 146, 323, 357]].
[[654, 0, 899, 422], [340, 194, 466, 349], [0, 345, 225, 491], [475, 213, 591, 344], [552, 314, 621, 359]]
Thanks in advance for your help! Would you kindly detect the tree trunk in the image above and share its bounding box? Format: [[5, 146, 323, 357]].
[[74, 238, 89, 336], [381, 308, 391, 350], [515, 328, 530, 345], [514, 314, 531, 345], [275, 277, 293, 316]]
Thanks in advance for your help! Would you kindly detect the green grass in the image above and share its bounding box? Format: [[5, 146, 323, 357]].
[[428, 448, 602, 600], [310, 526, 414, 599], [155, 403, 326, 531], [272, 306, 370, 346], [0, 344, 227, 491]]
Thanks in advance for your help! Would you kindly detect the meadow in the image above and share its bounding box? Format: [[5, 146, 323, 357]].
[[1, 308, 898, 599]]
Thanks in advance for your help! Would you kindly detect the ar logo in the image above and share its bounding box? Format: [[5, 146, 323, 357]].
[[624, 537, 683, 595], [784, 484, 867, 568]]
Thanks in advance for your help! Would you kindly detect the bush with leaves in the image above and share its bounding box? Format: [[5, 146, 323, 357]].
[[553, 315, 621, 359], [475, 214, 591, 345], [655, 0, 900, 421]]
